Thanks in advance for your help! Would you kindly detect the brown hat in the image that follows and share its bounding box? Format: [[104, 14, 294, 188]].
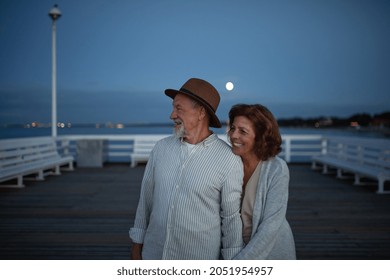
[[165, 78, 222, 128]]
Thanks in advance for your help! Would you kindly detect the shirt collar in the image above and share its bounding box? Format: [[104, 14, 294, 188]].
[[180, 132, 217, 147]]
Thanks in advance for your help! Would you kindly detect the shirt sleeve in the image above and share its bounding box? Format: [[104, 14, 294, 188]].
[[129, 147, 156, 244], [220, 156, 245, 259]]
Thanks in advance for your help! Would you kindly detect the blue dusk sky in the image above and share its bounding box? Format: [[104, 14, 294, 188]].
[[0, 0, 389, 125]]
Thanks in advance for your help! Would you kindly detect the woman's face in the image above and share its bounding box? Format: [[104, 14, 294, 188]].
[[228, 115, 257, 158]]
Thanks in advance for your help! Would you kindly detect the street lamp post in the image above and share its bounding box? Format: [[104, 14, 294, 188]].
[[49, 4, 61, 137]]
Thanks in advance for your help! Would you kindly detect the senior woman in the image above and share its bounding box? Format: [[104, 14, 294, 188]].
[[228, 104, 296, 260]]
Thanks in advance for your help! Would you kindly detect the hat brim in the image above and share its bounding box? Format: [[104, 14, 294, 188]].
[[165, 89, 222, 128]]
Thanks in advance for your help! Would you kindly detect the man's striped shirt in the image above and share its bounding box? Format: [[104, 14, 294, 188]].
[[129, 133, 244, 259]]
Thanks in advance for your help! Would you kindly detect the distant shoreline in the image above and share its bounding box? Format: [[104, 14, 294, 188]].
[[1, 111, 389, 129], [1, 123, 389, 140], [0, 121, 389, 132]]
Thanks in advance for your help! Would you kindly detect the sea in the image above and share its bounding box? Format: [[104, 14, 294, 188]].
[[0, 124, 388, 140]]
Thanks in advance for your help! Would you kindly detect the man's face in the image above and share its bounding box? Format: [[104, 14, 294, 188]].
[[170, 93, 203, 139]]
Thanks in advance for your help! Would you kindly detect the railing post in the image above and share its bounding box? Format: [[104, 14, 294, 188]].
[[321, 138, 327, 155], [63, 140, 70, 156], [285, 137, 291, 163]]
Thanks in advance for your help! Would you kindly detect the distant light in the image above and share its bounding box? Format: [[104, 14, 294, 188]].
[[225, 82, 234, 91], [350, 121, 360, 128]]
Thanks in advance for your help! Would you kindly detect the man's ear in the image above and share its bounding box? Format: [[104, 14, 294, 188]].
[[199, 106, 207, 121]]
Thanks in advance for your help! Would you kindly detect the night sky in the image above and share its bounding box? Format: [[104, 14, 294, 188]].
[[1, 0, 389, 125]]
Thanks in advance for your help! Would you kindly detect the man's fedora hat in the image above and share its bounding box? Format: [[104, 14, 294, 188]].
[[165, 78, 222, 128]]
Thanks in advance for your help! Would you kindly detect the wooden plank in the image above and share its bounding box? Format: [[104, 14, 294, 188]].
[[287, 164, 390, 259], [0, 163, 389, 260]]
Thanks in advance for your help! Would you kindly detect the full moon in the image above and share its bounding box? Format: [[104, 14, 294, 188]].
[[225, 82, 234, 91]]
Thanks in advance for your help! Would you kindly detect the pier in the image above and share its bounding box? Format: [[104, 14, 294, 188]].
[[0, 163, 389, 260]]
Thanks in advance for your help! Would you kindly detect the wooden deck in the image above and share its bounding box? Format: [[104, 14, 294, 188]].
[[0, 163, 389, 260]]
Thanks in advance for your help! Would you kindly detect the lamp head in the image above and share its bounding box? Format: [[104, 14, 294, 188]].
[[49, 4, 61, 21]]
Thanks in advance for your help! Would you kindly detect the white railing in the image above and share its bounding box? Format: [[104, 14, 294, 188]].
[[4, 134, 387, 165], [280, 135, 325, 162], [52, 134, 324, 164]]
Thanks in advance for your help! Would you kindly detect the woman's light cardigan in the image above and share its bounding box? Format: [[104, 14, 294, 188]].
[[234, 156, 296, 260]]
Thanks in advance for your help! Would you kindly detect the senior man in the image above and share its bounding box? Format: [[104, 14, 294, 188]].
[[129, 78, 243, 260]]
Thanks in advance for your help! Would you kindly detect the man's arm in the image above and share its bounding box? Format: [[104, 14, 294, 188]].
[[129, 147, 157, 257], [220, 156, 244, 259]]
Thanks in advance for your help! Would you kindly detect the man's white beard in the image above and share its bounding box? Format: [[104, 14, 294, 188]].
[[174, 124, 186, 139]]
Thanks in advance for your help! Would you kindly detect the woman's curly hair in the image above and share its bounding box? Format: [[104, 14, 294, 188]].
[[228, 104, 282, 161]]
